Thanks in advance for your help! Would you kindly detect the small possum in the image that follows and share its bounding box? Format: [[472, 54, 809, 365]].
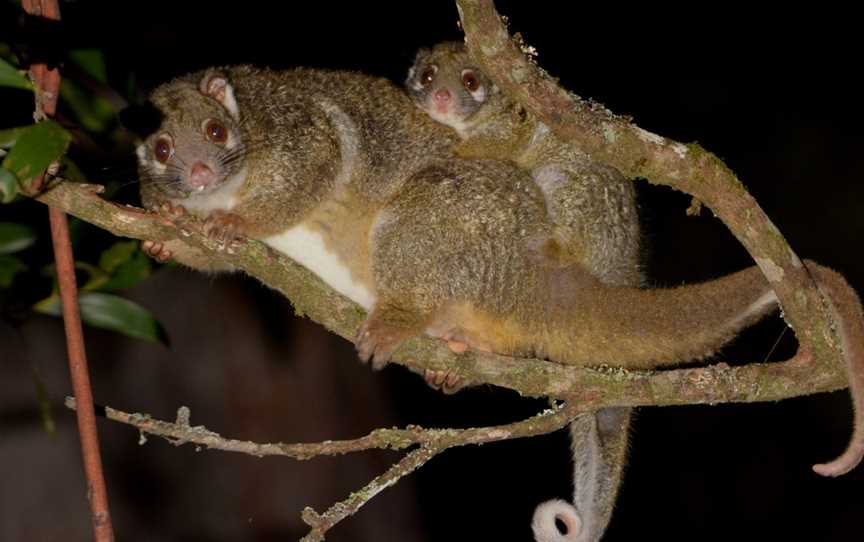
[[407, 42, 642, 542], [406, 42, 641, 289]]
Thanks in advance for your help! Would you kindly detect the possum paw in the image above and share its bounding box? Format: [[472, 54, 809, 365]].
[[355, 320, 405, 370], [149, 200, 189, 220], [141, 240, 172, 263], [356, 307, 426, 370], [423, 369, 466, 394], [203, 211, 246, 251]]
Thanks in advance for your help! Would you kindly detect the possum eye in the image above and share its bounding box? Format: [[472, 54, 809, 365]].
[[462, 70, 481, 93], [420, 66, 437, 87], [153, 135, 173, 163], [204, 119, 228, 144]]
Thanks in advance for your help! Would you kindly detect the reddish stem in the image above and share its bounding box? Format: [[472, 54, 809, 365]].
[[22, 1, 116, 540]]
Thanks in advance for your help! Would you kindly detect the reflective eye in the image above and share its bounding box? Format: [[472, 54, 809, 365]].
[[204, 119, 228, 144], [462, 70, 480, 92], [420, 66, 437, 87], [153, 136, 173, 163]]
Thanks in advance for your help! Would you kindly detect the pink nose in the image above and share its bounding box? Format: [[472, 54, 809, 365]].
[[189, 162, 216, 189], [433, 88, 452, 105]]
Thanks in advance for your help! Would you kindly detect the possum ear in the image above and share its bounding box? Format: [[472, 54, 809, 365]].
[[199, 71, 239, 120], [412, 47, 431, 65], [405, 48, 431, 86]]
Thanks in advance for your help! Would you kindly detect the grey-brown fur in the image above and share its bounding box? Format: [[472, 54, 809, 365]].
[[407, 42, 641, 287]]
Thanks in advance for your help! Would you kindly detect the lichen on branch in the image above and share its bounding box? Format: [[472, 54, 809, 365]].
[[36, 179, 847, 407]]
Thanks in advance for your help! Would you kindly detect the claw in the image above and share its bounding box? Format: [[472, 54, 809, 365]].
[[421, 337, 470, 393], [203, 211, 245, 251], [444, 371, 464, 392], [424, 369, 466, 394], [355, 310, 421, 371], [141, 240, 172, 263], [147, 200, 188, 221], [355, 325, 375, 365]]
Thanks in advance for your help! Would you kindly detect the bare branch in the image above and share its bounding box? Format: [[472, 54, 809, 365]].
[[65, 395, 581, 539], [65, 396, 579, 459], [300, 446, 438, 542]]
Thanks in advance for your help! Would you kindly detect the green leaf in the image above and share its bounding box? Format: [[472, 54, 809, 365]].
[[98, 240, 138, 273], [0, 255, 26, 288], [76, 261, 110, 291], [1, 121, 71, 184], [0, 58, 31, 90], [59, 156, 87, 182], [97, 248, 151, 292], [60, 50, 113, 134], [88, 241, 152, 292], [34, 292, 167, 344], [0, 126, 27, 148], [60, 79, 115, 133], [68, 49, 107, 83], [0, 167, 17, 203], [0, 223, 37, 254]]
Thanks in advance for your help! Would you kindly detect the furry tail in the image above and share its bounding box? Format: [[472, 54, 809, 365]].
[[533, 408, 631, 542], [532, 499, 582, 542], [805, 261, 864, 476], [537, 265, 779, 369]]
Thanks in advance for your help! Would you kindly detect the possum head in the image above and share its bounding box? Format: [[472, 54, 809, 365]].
[[137, 70, 247, 203], [405, 42, 501, 137]]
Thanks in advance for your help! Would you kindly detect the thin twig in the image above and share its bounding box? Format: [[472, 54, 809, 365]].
[[21, 1, 115, 540], [65, 397, 579, 459], [297, 401, 587, 539], [299, 446, 439, 542], [65, 396, 580, 538]]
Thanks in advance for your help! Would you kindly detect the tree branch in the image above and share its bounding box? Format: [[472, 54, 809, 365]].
[[36, 180, 847, 408], [64, 396, 577, 460], [22, 1, 116, 540], [65, 396, 581, 540], [300, 446, 438, 542]]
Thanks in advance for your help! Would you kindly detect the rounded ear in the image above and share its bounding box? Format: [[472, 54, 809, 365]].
[[412, 47, 431, 65], [198, 71, 240, 120], [406, 48, 432, 86], [200, 72, 228, 98]]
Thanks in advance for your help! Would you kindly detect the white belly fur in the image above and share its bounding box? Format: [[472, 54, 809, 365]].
[[263, 225, 376, 310]]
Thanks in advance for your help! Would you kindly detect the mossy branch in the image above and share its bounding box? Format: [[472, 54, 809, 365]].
[[35, 180, 847, 409]]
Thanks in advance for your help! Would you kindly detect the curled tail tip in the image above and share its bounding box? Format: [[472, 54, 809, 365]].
[[807, 261, 864, 478], [532, 499, 582, 542], [812, 462, 850, 478], [812, 441, 864, 477]]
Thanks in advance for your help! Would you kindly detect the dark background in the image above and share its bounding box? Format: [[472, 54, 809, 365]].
[[1, 1, 862, 540]]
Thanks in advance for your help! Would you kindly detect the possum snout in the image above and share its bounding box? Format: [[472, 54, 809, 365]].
[[433, 88, 452, 113], [189, 162, 217, 190]]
